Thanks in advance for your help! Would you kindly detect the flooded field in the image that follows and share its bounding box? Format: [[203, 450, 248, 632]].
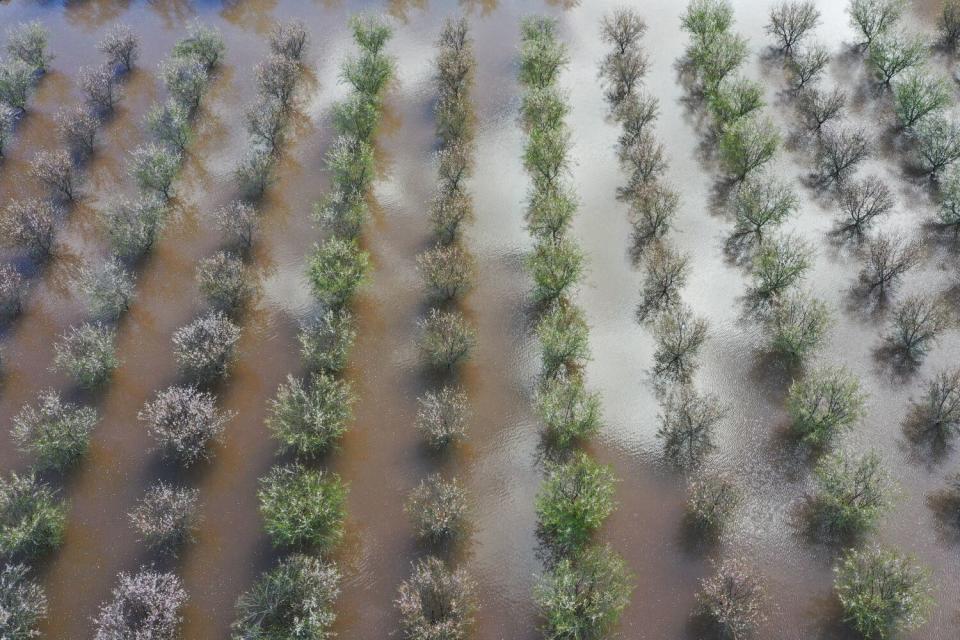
[[0, 0, 958, 638]]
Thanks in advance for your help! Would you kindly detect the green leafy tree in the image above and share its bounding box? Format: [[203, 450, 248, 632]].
[[12, 390, 97, 471], [810, 451, 892, 539], [536, 452, 616, 553], [787, 366, 867, 448], [258, 464, 346, 551], [718, 115, 780, 181], [267, 373, 354, 458], [0, 473, 66, 561]]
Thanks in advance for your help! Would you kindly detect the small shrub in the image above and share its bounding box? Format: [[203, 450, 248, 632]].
[[751, 233, 812, 300], [0, 263, 26, 317], [172, 311, 241, 383], [129, 143, 181, 200], [867, 33, 927, 86], [535, 374, 602, 449], [652, 305, 708, 384], [796, 85, 846, 131], [52, 322, 118, 388], [536, 302, 590, 379], [140, 385, 231, 466], [146, 100, 192, 152], [269, 20, 310, 63], [535, 544, 632, 640], [397, 556, 475, 640], [160, 56, 208, 116], [406, 474, 468, 544], [768, 289, 832, 365], [886, 294, 950, 364], [527, 237, 584, 304], [848, 0, 906, 47], [657, 384, 725, 467], [12, 390, 97, 471], [419, 308, 476, 371], [415, 385, 470, 449], [212, 200, 258, 248], [196, 250, 251, 311], [766, 1, 820, 54], [686, 472, 740, 535], [0, 199, 57, 259], [76, 257, 136, 320], [912, 112, 960, 176], [5, 22, 52, 73], [102, 194, 167, 258], [0, 472, 66, 561], [816, 124, 871, 183], [0, 60, 33, 112], [892, 70, 949, 129], [730, 174, 798, 244], [417, 243, 474, 301], [30, 150, 77, 202], [299, 307, 356, 374], [93, 569, 186, 640], [232, 554, 339, 640], [307, 237, 369, 308], [258, 463, 346, 551], [267, 372, 354, 458], [858, 232, 921, 296], [172, 22, 225, 71], [256, 55, 300, 110], [696, 558, 766, 639], [787, 365, 866, 448], [128, 482, 199, 553], [98, 24, 139, 72], [717, 115, 780, 181], [835, 175, 893, 236], [907, 368, 960, 444], [0, 563, 47, 640], [56, 106, 98, 159], [810, 450, 891, 538], [834, 545, 932, 639], [536, 452, 616, 553], [79, 64, 119, 114]]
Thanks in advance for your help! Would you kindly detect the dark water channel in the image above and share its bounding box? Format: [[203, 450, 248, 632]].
[[0, 1, 957, 639]]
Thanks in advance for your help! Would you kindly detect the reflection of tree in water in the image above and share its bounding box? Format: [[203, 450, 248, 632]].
[[145, 0, 197, 30], [386, 0, 427, 23], [220, 0, 279, 34], [545, 0, 580, 8], [64, 0, 132, 30], [459, 0, 498, 16]]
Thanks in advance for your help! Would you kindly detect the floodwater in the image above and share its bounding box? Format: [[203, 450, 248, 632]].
[[0, 1, 957, 639]]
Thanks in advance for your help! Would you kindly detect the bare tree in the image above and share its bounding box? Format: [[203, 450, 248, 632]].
[[767, 1, 821, 54], [0, 199, 58, 259], [269, 20, 310, 63], [816, 124, 871, 184], [835, 176, 893, 236], [652, 304, 708, 384], [79, 64, 120, 114], [56, 106, 98, 159], [30, 150, 77, 202], [657, 384, 726, 468], [98, 24, 139, 73], [886, 294, 951, 364], [796, 86, 846, 132], [858, 232, 921, 296], [637, 243, 689, 322]]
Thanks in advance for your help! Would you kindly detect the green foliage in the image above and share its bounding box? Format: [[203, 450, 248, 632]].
[[307, 237, 370, 308], [941, 0, 960, 49], [235, 147, 276, 199], [834, 545, 932, 639], [172, 22, 225, 71], [848, 0, 906, 47], [787, 366, 867, 448], [535, 374, 602, 449], [524, 124, 571, 189], [693, 31, 749, 95], [343, 16, 394, 101], [912, 112, 960, 176], [535, 544, 632, 640], [233, 554, 340, 640], [750, 233, 812, 300], [130, 143, 182, 200], [536, 452, 616, 553], [867, 33, 928, 86], [0, 472, 66, 561], [53, 322, 118, 388], [717, 115, 780, 181], [147, 100, 193, 152], [686, 472, 740, 535], [0, 563, 47, 640], [416, 242, 474, 301], [707, 76, 764, 127], [536, 302, 590, 379], [12, 390, 97, 471], [519, 16, 568, 89], [299, 308, 357, 374], [405, 474, 468, 544], [258, 464, 346, 551], [76, 258, 136, 320], [102, 195, 168, 259], [415, 385, 469, 449], [892, 70, 949, 129], [526, 238, 584, 304], [526, 184, 577, 242], [418, 308, 476, 370], [160, 56, 209, 115], [768, 289, 832, 365], [730, 174, 798, 244], [267, 373, 354, 458], [811, 451, 892, 538], [0, 60, 33, 112], [196, 250, 252, 311], [5, 22, 52, 73]]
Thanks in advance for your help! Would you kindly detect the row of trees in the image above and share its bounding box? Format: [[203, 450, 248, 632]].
[[521, 16, 633, 640], [396, 17, 479, 640]]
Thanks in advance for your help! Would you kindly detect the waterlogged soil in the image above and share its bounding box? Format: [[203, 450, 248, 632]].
[[0, 1, 957, 639]]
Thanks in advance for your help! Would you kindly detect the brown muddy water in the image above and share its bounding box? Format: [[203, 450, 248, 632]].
[[0, 1, 958, 639]]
